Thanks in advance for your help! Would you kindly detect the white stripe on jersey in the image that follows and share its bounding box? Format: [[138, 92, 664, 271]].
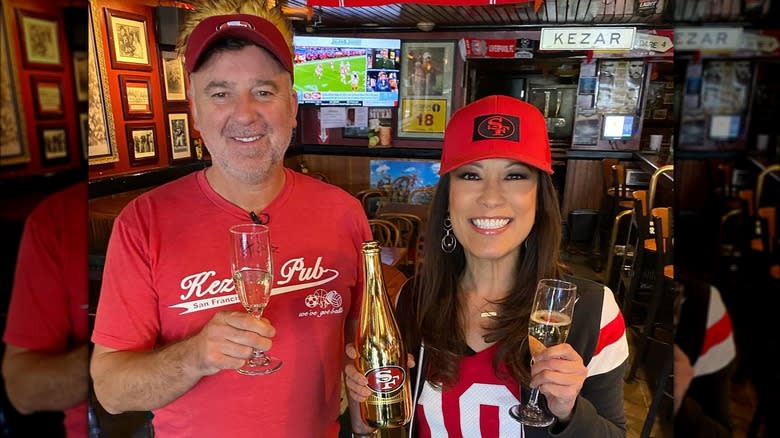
[[587, 286, 629, 377]]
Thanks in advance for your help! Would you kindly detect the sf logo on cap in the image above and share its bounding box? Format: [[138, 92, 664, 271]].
[[473, 115, 520, 142]]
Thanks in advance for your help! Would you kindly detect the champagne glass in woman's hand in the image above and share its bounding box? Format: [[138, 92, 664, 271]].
[[509, 278, 577, 427], [229, 224, 282, 375]]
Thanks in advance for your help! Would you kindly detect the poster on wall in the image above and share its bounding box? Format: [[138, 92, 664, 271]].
[[0, 3, 30, 165], [701, 60, 752, 114], [167, 112, 192, 161], [16, 9, 62, 70], [87, 2, 119, 164], [161, 50, 186, 102], [595, 59, 644, 114], [105, 8, 151, 71], [397, 41, 454, 139]]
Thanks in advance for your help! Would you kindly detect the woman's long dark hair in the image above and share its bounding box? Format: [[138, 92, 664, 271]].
[[405, 170, 563, 387]]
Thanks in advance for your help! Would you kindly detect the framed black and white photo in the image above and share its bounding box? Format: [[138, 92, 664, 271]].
[[72, 50, 88, 102], [119, 75, 153, 120], [30, 75, 64, 119], [126, 124, 158, 165], [38, 125, 68, 164], [397, 41, 455, 139], [160, 50, 186, 102], [16, 9, 61, 70], [1, 2, 30, 165], [105, 8, 151, 71], [87, 2, 118, 165], [166, 112, 192, 161]]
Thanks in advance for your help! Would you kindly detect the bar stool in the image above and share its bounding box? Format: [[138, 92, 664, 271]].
[[605, 190, 646, 291], [599, 159, 637, 274], [627, 207, 674, 382]]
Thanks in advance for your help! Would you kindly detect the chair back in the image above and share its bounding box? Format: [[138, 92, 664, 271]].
[[648, 164, 673, 211], [382, 263, 408, 303], [377, 212, 424, 270], [368, 219, 401, 247], [355, 189, 385, 218], [408, 187, 435, 205]]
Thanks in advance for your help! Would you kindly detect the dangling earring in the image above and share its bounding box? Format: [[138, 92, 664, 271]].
[[441, 215, 457, 253]]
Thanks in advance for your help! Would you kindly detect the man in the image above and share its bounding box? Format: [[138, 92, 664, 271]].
[[2, 182, 89, 437], [89, 2, 371, 437]]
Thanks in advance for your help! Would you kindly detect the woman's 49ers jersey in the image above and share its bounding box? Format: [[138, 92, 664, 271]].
[[409, 277, 629, 438]]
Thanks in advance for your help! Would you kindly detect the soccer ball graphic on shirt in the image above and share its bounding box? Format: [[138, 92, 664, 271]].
[[304, 288, 343, 309]]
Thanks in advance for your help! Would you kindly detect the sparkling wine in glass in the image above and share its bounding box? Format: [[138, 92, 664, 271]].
[[509, 278, 577, 427], [229, 224, 282, 375]]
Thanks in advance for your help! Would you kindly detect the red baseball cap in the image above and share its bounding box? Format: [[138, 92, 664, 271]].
[[184, 13, 293, 80], [439, 95, 552, 175]]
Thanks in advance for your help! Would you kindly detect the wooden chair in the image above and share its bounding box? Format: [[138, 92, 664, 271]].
[[408, 187, 435, 205], [368, 219, 401, 248], [627, 207, 674, 382], [377, 212, 424, 271], [355, 189, 385, 219], [310, 172, 330, 183], [382, 263, 408, 303]]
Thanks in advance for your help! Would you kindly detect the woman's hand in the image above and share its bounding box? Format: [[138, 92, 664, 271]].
[[344, 343, 416, 434], [529, 343, 587, 423]]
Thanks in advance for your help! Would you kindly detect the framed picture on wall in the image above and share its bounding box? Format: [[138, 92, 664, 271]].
[[166, 112, 192, 161], [38, 125, 68, 164], [1, 2, 30, 165], [119, 75, 153, 120], [104, 8, 151, 71], [31, 75, 64, 119], [397, 41, 455, 139], [16, 9, 62, 69], [160, 50, 186, 102], [126, 124, 158, 165], [87, 2, 118, 164], [72, 51, 88, 102]]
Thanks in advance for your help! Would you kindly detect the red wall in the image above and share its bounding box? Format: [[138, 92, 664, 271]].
[[0, 0, 84, 180]]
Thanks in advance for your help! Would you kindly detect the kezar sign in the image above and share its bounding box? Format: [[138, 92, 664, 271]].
[[674, 27, 743, 51], [539, 27, 636, 51]]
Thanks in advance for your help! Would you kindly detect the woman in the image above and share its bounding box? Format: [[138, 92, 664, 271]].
[[346, 95, 629, 437]]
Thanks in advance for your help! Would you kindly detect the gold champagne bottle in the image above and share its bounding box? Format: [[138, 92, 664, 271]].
[[355, 241, 412, 429]]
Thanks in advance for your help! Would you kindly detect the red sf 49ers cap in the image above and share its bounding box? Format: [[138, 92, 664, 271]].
[[184, 13, 293, 79], [439, 95, 552, 175]]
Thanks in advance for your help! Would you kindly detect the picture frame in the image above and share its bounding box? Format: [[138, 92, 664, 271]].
[[38, 125, 68, 164], [119, 75, 153, 120], [104, 8, 151, 71], [160, 50, 186, 102], [72, 50, 88, 102], [397, 41, 455, 139], [1, 3, 30, 165], [16, 9, 61, 70], [126, 124, 158, 165], [87, 3, 118, 165], [166, 112, 192, 161], [30, 75, 64, 119]]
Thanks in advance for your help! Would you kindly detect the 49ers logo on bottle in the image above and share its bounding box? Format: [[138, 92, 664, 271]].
[[364, 366, 406, 393]]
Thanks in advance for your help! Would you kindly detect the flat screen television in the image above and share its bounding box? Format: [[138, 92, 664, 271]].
[[708, 115, 741, 140], [601, 114, 635, 140], [293, 35, 401, 107]]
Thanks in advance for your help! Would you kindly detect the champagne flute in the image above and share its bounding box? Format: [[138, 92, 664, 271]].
[[509, 278, 577, 427], [229, 224, 282, 375]]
